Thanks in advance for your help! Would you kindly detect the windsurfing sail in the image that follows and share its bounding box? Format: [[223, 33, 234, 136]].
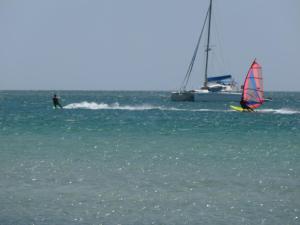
[[242, 60, 264, 109]]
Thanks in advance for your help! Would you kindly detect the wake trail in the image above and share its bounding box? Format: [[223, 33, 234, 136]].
[[256, 108, 300, 115], [64, 102, 300, 114], [63, 102, 223, 112]]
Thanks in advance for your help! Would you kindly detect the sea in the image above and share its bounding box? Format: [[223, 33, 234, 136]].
[[0, 91, 299, 225]]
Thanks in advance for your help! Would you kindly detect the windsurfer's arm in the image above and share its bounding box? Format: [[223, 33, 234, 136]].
[[57, 97, 63, 108], [52, 98, 56, 107]]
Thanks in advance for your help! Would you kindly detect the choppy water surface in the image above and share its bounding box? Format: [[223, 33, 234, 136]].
[[0, 91, 299, 225]]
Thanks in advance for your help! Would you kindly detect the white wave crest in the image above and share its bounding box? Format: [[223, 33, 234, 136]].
[[64, 102, 299, 114], [258, 108, 300, 114], [64, 102, 155, 110], [63, 102, 218, 112]]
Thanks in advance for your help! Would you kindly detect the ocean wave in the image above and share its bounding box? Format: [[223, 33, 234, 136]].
[[64, 102, 155, 110], [258, 108, 300, 114], [229, 108, 300, 114], [63, 102, 218, 112], [64, 102, 300, 114]]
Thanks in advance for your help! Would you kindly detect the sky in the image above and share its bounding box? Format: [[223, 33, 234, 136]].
[[0, 0, 299, 91]]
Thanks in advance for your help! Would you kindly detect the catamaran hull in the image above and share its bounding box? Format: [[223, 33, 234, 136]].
[[171, 91, 194, 101], [171, 91, 241, 102], [193, 92, 241, 102]]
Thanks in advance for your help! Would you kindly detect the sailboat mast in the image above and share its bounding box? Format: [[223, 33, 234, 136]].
[[204, 0, 212, 88]]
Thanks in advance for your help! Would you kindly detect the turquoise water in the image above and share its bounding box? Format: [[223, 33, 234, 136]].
[[0, 91, 299, 225]]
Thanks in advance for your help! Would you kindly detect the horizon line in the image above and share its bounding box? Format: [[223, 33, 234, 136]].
[[0, 89, 299, 92]]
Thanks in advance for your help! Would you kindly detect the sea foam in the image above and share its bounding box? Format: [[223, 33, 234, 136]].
[[63, 102, 214, 112], [258, 108, 300, 114], [64, 102, 300, 115]]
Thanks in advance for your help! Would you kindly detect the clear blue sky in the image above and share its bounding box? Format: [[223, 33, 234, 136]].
[[1, 0, 299, 91]]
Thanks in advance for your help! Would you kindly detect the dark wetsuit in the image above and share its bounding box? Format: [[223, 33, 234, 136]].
[[53, 95, 63, 108], [240, 100, 253, 112]]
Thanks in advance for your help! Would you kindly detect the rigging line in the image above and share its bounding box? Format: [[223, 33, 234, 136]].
[[180, 7, 210, 91], [212, 3, 229, 73]]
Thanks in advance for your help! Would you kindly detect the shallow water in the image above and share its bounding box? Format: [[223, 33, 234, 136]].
[[0, 91, 299, 225]]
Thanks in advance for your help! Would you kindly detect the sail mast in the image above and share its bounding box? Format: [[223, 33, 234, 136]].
[[204, 0, 212, 88]]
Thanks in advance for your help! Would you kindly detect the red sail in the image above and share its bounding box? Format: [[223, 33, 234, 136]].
[[242, 60, 264, 109]]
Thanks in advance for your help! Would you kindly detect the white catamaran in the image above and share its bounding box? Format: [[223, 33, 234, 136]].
[[171, 0, 241, 102]]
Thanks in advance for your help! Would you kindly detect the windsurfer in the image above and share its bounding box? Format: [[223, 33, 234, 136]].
[[240, 100, 254, 112], [52, 94, 63, 109]]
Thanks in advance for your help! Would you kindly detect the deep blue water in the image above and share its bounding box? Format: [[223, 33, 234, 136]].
[[0, 91, 299, 225]]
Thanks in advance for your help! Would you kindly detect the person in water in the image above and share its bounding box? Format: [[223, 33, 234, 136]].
[[52, 94, 63, 109], [240, 100, 254, 112]]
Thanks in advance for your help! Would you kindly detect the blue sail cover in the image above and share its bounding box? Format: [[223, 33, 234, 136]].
[[207, 75, 232, 82]]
